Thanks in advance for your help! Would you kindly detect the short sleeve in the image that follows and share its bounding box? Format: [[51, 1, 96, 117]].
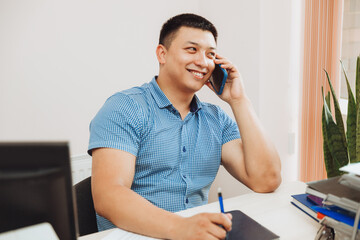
[[88, 93, 143, 156], [219, 108, 241, 145]]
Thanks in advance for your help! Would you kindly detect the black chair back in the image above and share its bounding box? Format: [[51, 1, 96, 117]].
[[74, 176, 98, 236]]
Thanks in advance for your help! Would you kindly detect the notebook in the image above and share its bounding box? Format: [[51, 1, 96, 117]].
[[226, 210, 279, 240]]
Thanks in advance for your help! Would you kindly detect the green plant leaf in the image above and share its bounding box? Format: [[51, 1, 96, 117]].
[[356, 56, 360, 163], [325, 91, 331, 113], [341, 61, 357, 163], [322, 89, 349, 169], [357, 104, 360, 163], [322, 111, 341, 177], [356, 56, 360, 106], [322, 89, 341, 177], [322, 87, 331, 124], [324, 70, 347, 151]]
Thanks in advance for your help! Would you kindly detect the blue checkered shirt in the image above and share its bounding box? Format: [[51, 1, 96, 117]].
[[88, 77, 240, 231]]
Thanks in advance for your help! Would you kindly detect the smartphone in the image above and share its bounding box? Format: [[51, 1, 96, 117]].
[[209, 64, 228, 95]]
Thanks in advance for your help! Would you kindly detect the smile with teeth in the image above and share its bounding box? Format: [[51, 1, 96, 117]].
[[189, 70, 206, 79]]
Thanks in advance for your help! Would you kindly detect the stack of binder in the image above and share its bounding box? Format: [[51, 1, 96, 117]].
[[292, 163, 360, 239], [291, 193, 321, 222]]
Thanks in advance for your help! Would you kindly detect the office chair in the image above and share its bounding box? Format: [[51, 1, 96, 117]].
[[74, 176, 98, 236]]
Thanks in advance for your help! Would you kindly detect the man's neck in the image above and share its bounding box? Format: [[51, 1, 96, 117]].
[[156, 75, 194, 120]]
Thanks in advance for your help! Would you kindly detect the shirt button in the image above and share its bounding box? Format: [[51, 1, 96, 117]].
[[183, 175, 187, 179], [182, 146, 186, 152], [186, 198, 189, 204]]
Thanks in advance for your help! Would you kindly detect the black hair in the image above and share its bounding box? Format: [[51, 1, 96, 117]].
[[159, 13, 218, 48]]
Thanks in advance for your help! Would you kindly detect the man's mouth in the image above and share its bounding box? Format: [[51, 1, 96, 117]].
[[188, 70, 207, 80]]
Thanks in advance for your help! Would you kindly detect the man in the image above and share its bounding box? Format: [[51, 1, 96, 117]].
[[88, 13, 281, 240]]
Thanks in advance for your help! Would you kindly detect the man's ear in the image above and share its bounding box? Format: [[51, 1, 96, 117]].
[[156, 44, 167, 64]]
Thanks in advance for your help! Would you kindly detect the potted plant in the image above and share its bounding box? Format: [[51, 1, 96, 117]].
[[322, 55, 360, 178]]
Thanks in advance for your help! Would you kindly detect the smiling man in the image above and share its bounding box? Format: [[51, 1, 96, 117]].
[[88, 13, 281, 240]]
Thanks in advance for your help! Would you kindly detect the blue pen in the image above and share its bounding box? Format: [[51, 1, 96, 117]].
[[218, 188, 229, 240], [218, 187, 225, 213]]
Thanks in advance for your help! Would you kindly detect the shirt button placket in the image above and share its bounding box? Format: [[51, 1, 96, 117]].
[[180, 123, 190, 207]]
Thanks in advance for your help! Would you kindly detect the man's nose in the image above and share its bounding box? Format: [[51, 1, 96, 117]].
[[194, 52, 210, 68]]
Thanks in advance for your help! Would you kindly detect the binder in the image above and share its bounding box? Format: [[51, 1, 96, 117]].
[[305, 174, 360, 240], [319, 217, 360, 240], [305, 176, 360, 203], [290, 193, 319, 221], [312, 206, 358, 229]]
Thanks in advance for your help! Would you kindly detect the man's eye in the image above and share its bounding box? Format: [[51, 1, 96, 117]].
[[187, 47, 196, 52], [208, 52, 216, 58]]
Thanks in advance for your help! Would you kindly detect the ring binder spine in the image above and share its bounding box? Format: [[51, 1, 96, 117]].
[[352, 206, 360, 240]]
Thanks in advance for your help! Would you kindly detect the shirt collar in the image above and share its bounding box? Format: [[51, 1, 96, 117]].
[[149, 77, 202, 113], [190, 95, 202, 113]]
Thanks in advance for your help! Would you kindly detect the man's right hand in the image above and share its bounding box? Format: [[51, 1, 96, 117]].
[[172, 212, 232, 240]]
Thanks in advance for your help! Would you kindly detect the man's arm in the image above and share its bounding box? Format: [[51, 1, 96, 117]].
[[207, 54, 281, 193], [221, 100, 281, 193], [91, 148, 232, 240]]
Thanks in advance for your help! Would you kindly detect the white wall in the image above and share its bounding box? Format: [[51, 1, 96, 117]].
[[259, 0, 302, 182], [0, 0, 302, 201], [203, 0, 303, 201], [0, 0, 200, 155]]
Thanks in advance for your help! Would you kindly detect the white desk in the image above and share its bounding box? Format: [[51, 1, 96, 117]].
[[79, 181, 320, 240]]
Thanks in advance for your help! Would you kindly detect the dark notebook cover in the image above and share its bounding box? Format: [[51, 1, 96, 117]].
[[226, 210, 279, 240], [306, 176, 360, 202]]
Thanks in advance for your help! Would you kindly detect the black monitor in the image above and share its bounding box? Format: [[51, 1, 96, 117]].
[[0, 142, 77, 240]]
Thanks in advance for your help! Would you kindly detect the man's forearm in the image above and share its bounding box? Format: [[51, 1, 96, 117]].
[[95, 184, 182, 239], [229, 96, 281, 192], [94, 184, 232, 240]]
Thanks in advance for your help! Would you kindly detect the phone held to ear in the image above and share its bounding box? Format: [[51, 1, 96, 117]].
[[209, 64, 228, 95]]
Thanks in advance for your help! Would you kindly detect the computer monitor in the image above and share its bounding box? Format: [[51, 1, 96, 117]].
[[0, 142, 77, 240]]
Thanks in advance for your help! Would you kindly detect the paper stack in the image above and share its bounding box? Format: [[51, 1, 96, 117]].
[[304, 163, 360, 240]]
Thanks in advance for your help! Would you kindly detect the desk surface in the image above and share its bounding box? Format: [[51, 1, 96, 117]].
[[79, 181, 320, 240]]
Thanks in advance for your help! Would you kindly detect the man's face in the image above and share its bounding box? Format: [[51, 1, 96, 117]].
[[161, 26, 217, 93]]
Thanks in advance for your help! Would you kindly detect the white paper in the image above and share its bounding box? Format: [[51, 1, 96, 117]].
[[0, 222, 59, 240], [101, 228, 162, 240], [340, 162, 360, 175]]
